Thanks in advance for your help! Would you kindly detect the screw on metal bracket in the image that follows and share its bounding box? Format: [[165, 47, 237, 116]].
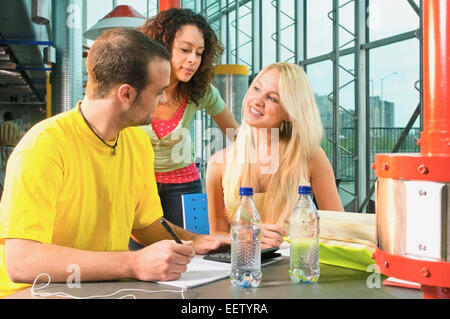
[[421, 267, 431, 278], [418, 164, 429, 174], [418, 244, 427, 251]]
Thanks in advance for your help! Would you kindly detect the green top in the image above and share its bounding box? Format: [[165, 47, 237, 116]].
[[141, 84, 225, 173]]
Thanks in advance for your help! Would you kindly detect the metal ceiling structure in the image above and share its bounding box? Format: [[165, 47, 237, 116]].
[[0, 0, 51, 107]]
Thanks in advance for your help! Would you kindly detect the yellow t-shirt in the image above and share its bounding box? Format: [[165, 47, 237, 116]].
[[0, 103, 163, 297]]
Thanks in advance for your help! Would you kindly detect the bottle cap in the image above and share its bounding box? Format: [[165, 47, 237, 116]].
[[298, 186, 312, 194], [239, 187, 254, 195]]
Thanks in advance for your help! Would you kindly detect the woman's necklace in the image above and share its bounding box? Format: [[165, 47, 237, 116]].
[[159, 93, 180, 106], [159, 97, 174, 106], [79, 107, 119, 155]]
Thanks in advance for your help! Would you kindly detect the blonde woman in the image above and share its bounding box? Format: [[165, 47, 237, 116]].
[[206, 62, 344, 248]]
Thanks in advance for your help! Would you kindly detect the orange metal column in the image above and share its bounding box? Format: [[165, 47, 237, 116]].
[[159, 0, 181, 11], [374, 0, 450, 299], [420, 0, 450, 155]]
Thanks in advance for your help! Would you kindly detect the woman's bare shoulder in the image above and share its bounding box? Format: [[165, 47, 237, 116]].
[[208, 145, 234, 165], [307, 147, 328, 167], [207, 145, 236, 182]]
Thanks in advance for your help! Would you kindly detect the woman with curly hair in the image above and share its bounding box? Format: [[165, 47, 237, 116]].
[[139, 8, 239, 228]]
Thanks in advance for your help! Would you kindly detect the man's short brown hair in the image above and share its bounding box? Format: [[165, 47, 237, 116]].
[[86, 28, 171, 99]]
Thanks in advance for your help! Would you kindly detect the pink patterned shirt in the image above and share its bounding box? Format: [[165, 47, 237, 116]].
[[151, 98, 200, 184]]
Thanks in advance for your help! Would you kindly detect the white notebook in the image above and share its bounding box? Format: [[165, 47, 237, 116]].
[[157, 254, 282, 288], [156, 255, 231, 288]]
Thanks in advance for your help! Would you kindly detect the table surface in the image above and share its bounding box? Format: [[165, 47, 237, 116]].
[[5, 257, 423, 299]]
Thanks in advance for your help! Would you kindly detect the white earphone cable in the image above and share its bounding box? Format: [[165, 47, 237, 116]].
[[30, 273, 187, 299]]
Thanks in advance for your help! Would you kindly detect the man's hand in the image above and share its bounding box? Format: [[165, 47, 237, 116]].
[[192, 234, 230, 255], [131, 218, 230, 256], [131, 240, 195, 282]]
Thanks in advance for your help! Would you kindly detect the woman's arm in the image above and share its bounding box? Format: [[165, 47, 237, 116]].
[[308, 147, 345, 211], [205, 149, 231, 235], [211, 107, 239, 142]]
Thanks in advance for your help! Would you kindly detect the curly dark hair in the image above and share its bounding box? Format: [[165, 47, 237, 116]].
[[138, 8, 224, 107]]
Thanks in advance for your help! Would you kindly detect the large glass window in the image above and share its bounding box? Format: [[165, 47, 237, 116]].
[[308, 60, 333, 164], [177, 0, 423, 212], [368, 0, 419, 41], [227, 2, 252, 67], [337, 53, 356, 207], [261, 1, 277, 66], [182, 0, 196, 11], [279, 0, 296, 63], [306, 0, 332, 58], [338, 0, 355, 51], [369, 38, 420, 181], [116, 0, 152, 17]]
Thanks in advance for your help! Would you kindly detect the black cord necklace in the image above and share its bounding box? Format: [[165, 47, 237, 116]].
[[79, 106, 119, 155]]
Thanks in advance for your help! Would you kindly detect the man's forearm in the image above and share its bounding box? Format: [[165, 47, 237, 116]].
[[132, 217, 197, 246], [5, 239, 135, 284], [131, 218, 229, 255]]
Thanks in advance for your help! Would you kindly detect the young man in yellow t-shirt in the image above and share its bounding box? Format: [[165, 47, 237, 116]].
[[0, 28, 227, 298]]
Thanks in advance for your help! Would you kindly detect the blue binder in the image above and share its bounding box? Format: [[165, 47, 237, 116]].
[[182, 193, 210, 234]]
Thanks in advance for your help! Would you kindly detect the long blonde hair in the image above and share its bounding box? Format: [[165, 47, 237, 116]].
[[222, 62, 323, 226]]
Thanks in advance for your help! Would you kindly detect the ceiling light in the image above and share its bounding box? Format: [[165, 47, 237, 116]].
[[83, 5, 146, 41]]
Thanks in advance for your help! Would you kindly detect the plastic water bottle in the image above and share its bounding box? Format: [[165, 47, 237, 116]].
[[230, 187, 262, 288], [289, 185, 320, 284]]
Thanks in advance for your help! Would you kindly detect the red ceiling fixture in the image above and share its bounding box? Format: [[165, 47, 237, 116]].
[[83, 5, 146, 40]]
